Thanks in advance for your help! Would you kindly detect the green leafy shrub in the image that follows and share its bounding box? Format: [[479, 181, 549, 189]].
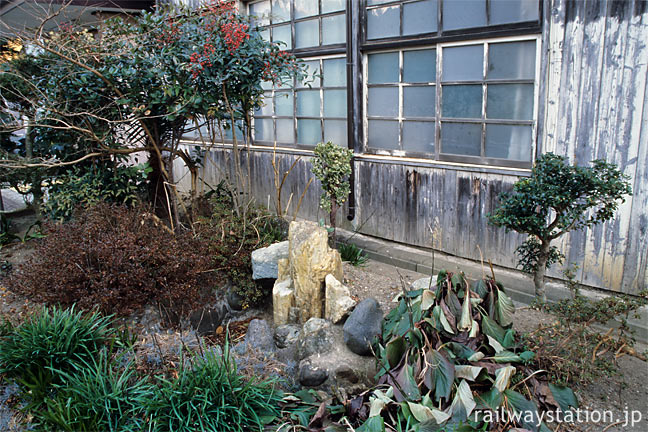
[[489, 153, 632, 303], [339, 243, 368, 267], [147, 347, 283, 432], [34, 349, 151, 432], [0, 306, 116, 402], [10, 203, 216, 317], [45, 164, 150, 221]]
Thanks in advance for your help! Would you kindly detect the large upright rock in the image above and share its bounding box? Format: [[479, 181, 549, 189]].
[[273, 278, 295, 326], [251, 241, 289, 280], [325, 274, 356, 324], [289, 221, 343, 323]]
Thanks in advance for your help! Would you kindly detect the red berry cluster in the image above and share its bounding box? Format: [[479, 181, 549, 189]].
[[156, 18, 181, 46], [202, 0, 237, 17], [263, 50, 299, 83], [221, 20, 250, 54]]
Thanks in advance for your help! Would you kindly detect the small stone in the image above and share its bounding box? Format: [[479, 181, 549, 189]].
[[245, 319, 275, 353], [251, 241, 289, 280], [273, 278, 295, 326], [335, 364, 359, 384], [343, 298, 383, 356], [274, 324, 300, 349], [297, 318, 334, 359], [325, 274, 356, 324], [299, 360, 328, 387], [410, 276, 438, 291]]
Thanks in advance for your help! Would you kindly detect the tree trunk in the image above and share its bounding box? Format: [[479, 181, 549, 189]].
[[329, 198, 338, 246], [533, 240, 551, 304]]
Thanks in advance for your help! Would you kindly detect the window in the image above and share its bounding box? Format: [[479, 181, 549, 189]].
[[365, 36, 538, 165], [248, 0, 346, 50], [253, 56, 348, 147]]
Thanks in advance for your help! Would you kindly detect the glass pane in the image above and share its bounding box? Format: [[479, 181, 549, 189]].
[[368, 120, 399, 150], [403, 121, 435, 153], [485, 124, 532, 161], [368, 52, 399, 84], [323, 58, 346, 87], [255, 92, 273, 116], [295, 0, 318, 18], [297, 119, 321, 145], [298, 60, 321, 88], [250, 1, 270, 26], [322, 0, 345, 13], [224, 121, 245, 141], [404, 86, 435, 117], [324, 120, 347, 147], [367, 0, 392, 5], [276, 118, 294, 143], [487, 84, 534, 120], [403, 49, 436, 83], [324, 89, 347, 117], [273, 24, 292, 49], [261, 80, 273, 90], [274, 91, 293, 116], [403, 0, 438, 35], [368, 87, 398, 117], [296, 90, 320, 117], [440, 122, 481, 156], [443, 0, 486, 30], [367, 5, 399, 40], [490, 0, 539, 25], [322, 14, 346, 45], [254, 118, 273, 141], [442, 45, 483, 81], [271, 0, 290, 23], [488, 41, 536, 80], [442, 85, 482, 118], [260, 28, 270, 42], [295, 19, 319, 48]]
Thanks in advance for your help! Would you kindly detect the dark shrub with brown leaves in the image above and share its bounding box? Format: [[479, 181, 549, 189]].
[[10, 203, 215, 317]]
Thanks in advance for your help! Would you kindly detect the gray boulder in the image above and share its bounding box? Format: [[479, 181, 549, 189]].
[[244, 319, 275, 353], [274, 324, 301, 349], [297, 318, 335, 359], [251, 241, 289, 280], [343, 298, 383, 356]]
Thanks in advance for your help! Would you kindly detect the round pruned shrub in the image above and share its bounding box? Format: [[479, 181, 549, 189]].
[[9, 203, 216, 317]]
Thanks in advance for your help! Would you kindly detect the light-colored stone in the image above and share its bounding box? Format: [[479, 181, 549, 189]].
[[251, 241, 289, 280], [272, 278, 295, 326], [277, 258, 290, 282], [289, 221, 343, 323], [325, 274, 356, 324], [410, 276, 438, 291]]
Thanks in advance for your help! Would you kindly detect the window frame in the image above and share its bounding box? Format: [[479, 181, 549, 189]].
[[363, 34, 542, 168]]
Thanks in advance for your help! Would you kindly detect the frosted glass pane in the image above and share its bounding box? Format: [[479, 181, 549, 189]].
[[322, 0, 345, 13], [295, 0, 318, 18], [441, 122, 481, 156], [403, 121, 435, 153], [298, 60, 321, 88], [367, 5, 399, 40], [368, 0, 392, 5], [260, 28, 270, 42], [403, 0, 437, 35], [485, 124, 532, 161], [297, 119, 321, 145], [403, 49, 436, 83], [368, 120, 399, 150], [295, 19, 319, 48], [368, 87, 398, 117], [254, 118, 273, 141], [368, 52, 399, 84], [255, 92, 273, 116], [224, 122, 245, 140], [324, 89, 347, 117], [442, 85, 482, 118], [443, 0, 486, 30], [322, 14, 346, 45], [296, 90, 321, 117], [442, 45, 483, 81], [323, 58, 346, 87], [490, 0, 539, 25], [324, 120, 347, 147], [273, 24, 292, 49], [276, 118, 294, 143], [271, 0, 290, 23], [488, 41, 536, 80], [250, 1, 270, 26], [274, 91, 293, 116], [487, 84, 534, 120], [261, 80, 273, 90], [404, 86, 435, 117]]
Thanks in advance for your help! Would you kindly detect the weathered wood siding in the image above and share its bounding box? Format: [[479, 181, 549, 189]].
[[176, 0, 647, 294]]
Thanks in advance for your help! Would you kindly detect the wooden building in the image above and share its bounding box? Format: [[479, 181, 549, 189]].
[[179, 0, 646, 295]]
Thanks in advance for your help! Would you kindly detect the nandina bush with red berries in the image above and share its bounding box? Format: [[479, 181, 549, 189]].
[[10, 204, 216, 317]]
